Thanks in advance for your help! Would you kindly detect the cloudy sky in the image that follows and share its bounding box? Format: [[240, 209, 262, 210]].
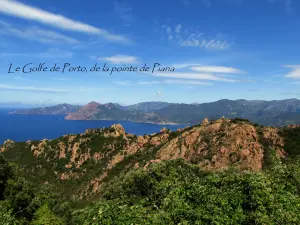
[[0, 0, 299, 105]]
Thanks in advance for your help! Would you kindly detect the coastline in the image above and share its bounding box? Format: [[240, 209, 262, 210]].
[[6, 111, 186, 125], [64, 117, 185, 126]]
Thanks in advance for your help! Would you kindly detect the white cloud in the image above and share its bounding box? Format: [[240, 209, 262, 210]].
[[115, 79, 212, 85], [0, 21, 79, 44], [139, 62, 247, 83], [162, 24, 229, 50], [0, 84, 66, 93], [29, 28, 79, 44], [0, 0, 129, 43], [175, 24, 182, 34], [98, 55, 139, 64], [163, 79, 212, 85], [151, 72, 239, 82], [0, 48, 73, 59], [171, 63, 202, 69], [191, 65, 244, 74], [284, 65, 300, 79], [180, 39, 229, 50]]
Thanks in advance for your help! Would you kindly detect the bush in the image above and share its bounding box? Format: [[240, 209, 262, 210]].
[[31, 204, 64, 225], [73, 159, 300, 224]]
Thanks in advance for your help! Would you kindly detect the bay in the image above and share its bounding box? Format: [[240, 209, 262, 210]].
[[0, 108, 186, 143]]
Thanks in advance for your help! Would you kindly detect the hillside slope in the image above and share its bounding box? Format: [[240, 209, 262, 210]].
[[1, 118, 300, 224], [9, 103, 81, 115], [65, 102, 174, 124], [64, 99, 300, 126], [154, 99, 300, 125], [1, 117, 299, 201], [123, 101, 171, 112]]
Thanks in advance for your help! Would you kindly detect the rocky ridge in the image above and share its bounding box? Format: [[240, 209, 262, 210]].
[[65, 102, 102, 120], [1, 117, 297, 200]]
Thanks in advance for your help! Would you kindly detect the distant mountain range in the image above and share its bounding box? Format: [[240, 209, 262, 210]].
[[8, 99, 300, 126], [122, 101, 171, 112], [8, 103, 81, 115], [64, 101, 175, 124]]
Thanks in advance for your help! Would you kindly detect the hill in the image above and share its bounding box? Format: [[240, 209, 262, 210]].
[[122, 101, 171, 112], [9, 99, 300, 126], [1, 117, 299, 198], [65, 101, 175, 124], [154, 99, 300, 125], [1, 118, 300, 224], [65, 99, 300, 126], [9, 103, 81, 115]]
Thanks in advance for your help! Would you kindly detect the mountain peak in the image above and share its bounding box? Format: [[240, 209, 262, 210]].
[[87, 101, 101, 106]]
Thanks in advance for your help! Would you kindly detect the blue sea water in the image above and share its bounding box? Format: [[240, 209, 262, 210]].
[[0, 108, 186, 143]]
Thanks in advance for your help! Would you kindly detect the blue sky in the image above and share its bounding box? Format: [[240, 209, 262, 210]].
[[0, 0, 300, 105]]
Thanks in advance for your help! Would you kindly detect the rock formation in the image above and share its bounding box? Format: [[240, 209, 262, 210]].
[[1, 118, 299, 200]]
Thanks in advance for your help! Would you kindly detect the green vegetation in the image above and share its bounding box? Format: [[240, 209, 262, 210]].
[[279, 127, 300, 157], [0, 155, 73, 225], [231, 118, 260, 127], [1, 122, 300, 224], [1, 155, 300, 224], [31, 204, 65, 225], [72, 159, 300, 224]]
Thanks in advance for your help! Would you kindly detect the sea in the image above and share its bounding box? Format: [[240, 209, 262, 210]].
[[0, 108, 186, 143]]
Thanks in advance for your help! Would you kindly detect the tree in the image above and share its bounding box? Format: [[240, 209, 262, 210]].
[[31, 204, 64, 225]]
